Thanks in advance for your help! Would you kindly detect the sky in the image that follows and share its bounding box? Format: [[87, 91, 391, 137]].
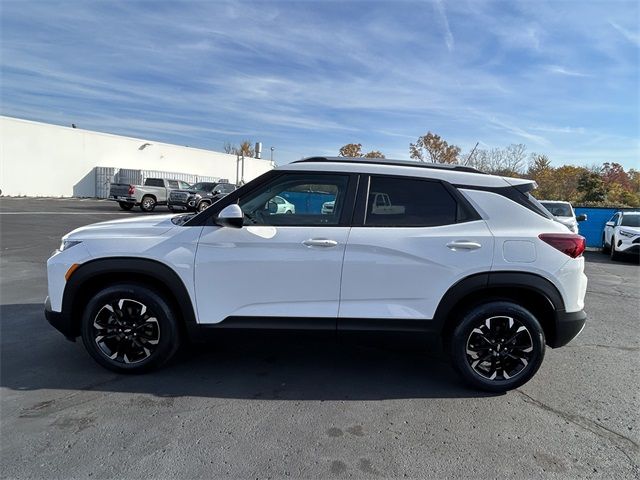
[[1, 0, 639, 168]]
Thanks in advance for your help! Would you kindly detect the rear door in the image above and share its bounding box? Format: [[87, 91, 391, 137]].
[[339, 174, 493, 324]]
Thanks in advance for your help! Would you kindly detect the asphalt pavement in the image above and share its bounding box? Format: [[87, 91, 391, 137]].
[[1, 197, 638, 479]]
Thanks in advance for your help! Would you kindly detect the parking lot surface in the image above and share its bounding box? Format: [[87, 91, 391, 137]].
[[1, 197, 639, 479]]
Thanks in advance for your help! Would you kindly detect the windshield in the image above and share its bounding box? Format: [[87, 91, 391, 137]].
[[191, 183, 214, 192], [540, 202, 573, 217], [621, 215, 640, 227]]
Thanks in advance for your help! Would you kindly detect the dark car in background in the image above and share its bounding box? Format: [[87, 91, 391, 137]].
[[168, 181, 237, 212]]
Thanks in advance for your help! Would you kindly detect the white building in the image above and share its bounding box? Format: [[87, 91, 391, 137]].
[[0, 116, 275, 197]]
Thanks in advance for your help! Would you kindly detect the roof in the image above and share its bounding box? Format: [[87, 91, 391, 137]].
[[280, 156, 534, 189]]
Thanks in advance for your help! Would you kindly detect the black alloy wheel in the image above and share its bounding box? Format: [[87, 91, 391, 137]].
[[81, 284, 180, 373], [450, 301, 545, 392]]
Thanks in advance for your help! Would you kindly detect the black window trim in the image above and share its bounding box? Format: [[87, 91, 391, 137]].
[[352, 173, 481, 228], [186, 170, 359, 228]]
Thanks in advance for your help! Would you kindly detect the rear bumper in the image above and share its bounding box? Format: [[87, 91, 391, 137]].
[[108, 196, 136, 203], [44, 296, 76, 341], [551, 309, 586, 348]]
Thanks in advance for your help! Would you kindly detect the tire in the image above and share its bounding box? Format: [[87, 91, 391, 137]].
[[118, 202, 134, 211], [140, 195, 156, 212], [285, 210, 293, 214], [80, 283, 180, 373], [450, 301, 545, 392], [602, 234, 610, 253], [610, 237, 621, 261], [197, 201, 211, 213]]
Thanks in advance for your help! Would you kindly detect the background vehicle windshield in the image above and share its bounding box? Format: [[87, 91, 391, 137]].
[[621, 215, 640, 227], [191, 183, 215, 192], [541, 202, 573, 217]]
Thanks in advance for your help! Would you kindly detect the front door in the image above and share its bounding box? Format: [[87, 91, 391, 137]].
[[194, 172, 356, 324]]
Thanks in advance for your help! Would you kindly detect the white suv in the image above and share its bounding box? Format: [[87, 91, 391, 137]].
[[602, 210, 640, 260], [45, 157, 588, 392]]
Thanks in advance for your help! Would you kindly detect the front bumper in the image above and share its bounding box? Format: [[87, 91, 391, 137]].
[[551, 309, 586, 348], [44, 296, 76, 341]]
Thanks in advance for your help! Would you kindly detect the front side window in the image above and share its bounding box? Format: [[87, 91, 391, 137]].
[[167, 180, 179, 189], [365, 176, 458, 227], [239, 173, 350, 226]]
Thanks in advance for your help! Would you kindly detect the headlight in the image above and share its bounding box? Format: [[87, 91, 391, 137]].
[[619, 230, 636, 238], [60, 239, 82, 251]]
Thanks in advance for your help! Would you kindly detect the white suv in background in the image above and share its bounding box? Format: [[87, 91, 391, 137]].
[[539, 200, 586, 234], [45, 157, 587, 392], [602, 210, 640, 260]]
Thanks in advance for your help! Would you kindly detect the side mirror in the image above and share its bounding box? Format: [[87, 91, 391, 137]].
[[576, 214, 587, 222], [605, 221, 614, 227], [215, 204, 243, 228]]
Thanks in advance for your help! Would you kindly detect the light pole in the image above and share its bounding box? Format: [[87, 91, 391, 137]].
[[270, 146, 275, 162]]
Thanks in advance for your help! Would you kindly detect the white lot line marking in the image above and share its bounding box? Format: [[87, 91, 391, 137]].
[[0, 212, 136, 215]]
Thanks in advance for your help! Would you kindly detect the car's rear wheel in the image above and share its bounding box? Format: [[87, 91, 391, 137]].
[[140, 195, 156, 212], [80, 283, 180, 373], [450, 301, 545, 392], [118, 202, 134, 211]]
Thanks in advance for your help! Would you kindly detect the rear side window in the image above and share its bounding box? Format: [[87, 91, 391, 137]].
[[365, 176, 458, 227], [145, 178, 164, 187]]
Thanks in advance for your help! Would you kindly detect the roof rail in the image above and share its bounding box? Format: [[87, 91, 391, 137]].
[[292, 156, 484, 174]]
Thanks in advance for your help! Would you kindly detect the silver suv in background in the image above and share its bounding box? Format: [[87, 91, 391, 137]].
[[109, 178, 191, 212], [540, 200, 586, 234]]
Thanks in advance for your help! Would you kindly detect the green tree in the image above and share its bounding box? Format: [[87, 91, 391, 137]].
[[364, 150, 385, 158], [409, 132, 460, 163], [577, 171, 606, 203]]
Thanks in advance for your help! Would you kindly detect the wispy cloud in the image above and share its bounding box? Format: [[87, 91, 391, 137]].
[[545, 65, 591, 77], [434, 0, 455, 52], [0, 0, 638, 168], [609, 21, 640, 46]]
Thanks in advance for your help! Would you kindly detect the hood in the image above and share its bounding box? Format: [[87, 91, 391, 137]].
[[554, 216, 577, 227], [64, 214, 178, 240]]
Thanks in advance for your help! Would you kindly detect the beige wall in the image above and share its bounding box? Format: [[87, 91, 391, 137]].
[[0, 116, 274, 197]]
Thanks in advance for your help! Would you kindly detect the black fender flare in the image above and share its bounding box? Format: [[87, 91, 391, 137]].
[[61, 257, 196, 337], [433, 271, 565, 333]]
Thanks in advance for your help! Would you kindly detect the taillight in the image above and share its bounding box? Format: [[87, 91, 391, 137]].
[[539, 233, 585, 258], [128, 185, 135, 195]]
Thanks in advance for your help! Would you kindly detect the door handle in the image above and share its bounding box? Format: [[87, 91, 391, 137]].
[[302, 239, 338, 248], [446, 240, 481, 251]]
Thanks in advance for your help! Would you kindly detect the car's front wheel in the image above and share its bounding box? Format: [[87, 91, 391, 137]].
[[80, 283, 180, 373], [610, 237, 621, 261], [450, 301, 545, 392], [197, 201, 211, 213]]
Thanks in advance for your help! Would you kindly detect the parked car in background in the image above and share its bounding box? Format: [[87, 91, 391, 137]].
[[269, 195, 295, 214], [168, 181, 236, 213], [602, 210, 640, 260], [109, 178, 191, 212], [46, 156, 587, 392], [321, 200, 335, 215], [539, 200, 586, 234]]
